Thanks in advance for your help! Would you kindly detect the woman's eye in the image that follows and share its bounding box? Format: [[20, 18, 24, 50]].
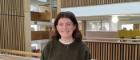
[[58, 23, 63, 26], [67, 24, 71, 26], [67, 23, 72, 26]]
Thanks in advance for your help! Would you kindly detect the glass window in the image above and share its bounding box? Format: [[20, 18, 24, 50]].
[[86, 20, 110, 31], [121, 24, 133, 30], [38, 0, 47, 2]]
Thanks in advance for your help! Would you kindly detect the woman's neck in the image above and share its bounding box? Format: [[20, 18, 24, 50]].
[[59, 37, 74, 44]]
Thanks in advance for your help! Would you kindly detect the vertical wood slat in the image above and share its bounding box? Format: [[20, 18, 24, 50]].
[[8, 0, 10, 50], [10, 0, 13, 49], [138, 45, 140, 60], [104, 43, 108, 60], [73, 0, 76, 7], [6, 0, 8, 50], [87, 0, 89, 6], [80, 0, 83, 6], [118, 44, 121, 60], [61, 0, 63, 8], [81, 0, 84, 6], [4, 0, 7, 49], [2, 0, 5, 49], [108, 43, 110, 60], [77, 0, 79, 7], [18, 0, 21, 50], [12, 0, 15, 49], [0, 0, 1, 49], [135, 45, 138, 60], [100, 43, 103, 60], [5, 0, 7, 49], [7, 0, 10, 49], [129, 45, 132, 60], [126, 45, 129, 60], [0, 0, 1, 14], [112, 44, 115, 60], [0, 0, 3, 49]]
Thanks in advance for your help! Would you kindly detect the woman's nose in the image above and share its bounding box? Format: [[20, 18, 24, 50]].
[[63, 24, 68, 29]]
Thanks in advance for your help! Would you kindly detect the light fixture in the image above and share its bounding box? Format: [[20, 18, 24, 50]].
[[112, 15, 119, 23]]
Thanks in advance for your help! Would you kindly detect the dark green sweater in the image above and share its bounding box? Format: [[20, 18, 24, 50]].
[[41, 40, 91, 60]]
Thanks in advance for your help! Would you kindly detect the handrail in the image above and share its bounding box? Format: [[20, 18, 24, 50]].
[[0, 49, 41, 57], [83, 38, 140, 44], [85, 37, 140, 41]]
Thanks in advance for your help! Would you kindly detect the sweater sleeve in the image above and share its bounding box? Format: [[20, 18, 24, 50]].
[[41, 47, 47, 60], [84, 48, 91, 60], [40, 41, 52, 60], [82, 43, 91, 60]]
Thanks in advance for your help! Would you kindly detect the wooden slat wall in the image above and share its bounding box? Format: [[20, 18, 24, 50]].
[[0, 0, 25, 51], [61, 0, 139, 8], [85, 41, 140, 60]]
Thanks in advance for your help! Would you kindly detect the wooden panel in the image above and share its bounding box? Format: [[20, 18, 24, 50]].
[[31, 31, 49, 40], [31, 12, 51, 21], [84, 40, 140, 60], [31, 12, 40, 20], [40, 12, 51, 20], [0, 0, 25, 51], [61, 0, 140, 8]]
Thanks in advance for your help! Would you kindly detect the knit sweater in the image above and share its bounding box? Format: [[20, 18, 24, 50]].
[[41, 40, 91, 60]]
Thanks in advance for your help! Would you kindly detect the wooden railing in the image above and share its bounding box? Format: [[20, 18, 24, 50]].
[[31, 31, 49, 40], [84, 38, 140, 60], [61, 0, 140, 8], [31, 12, 51, 21], [1, 38, 140, 60], [0, 49, 41, 57]]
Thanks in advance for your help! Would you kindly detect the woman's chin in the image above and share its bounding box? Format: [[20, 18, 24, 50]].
[[61, 35, 71, 38]]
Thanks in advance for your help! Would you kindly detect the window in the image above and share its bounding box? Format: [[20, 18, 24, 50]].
[[86, 21, 110, 31], [121, 24, 133, 30], [38, 0, 47, 2]]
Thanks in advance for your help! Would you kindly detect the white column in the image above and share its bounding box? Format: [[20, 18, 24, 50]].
[[24, 0, 31, 52]]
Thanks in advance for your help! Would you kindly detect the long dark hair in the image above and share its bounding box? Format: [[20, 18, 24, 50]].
[[51, 11, 82, 42]]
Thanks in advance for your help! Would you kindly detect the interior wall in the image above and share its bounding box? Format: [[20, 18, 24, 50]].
[[0, 0, 31, 51]]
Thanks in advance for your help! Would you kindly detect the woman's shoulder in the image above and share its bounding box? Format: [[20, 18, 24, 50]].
[[77, 41, 87, 46], [46, 40, 58, 46], [77, 41, 89, 51], [75, 41, 85, 47], [43, 40, 56, 49]]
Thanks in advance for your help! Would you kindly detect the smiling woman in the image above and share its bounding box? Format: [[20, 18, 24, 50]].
[[41, 11, 91, 60]]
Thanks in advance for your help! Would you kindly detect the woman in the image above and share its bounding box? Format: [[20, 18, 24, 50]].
[[41, 11, 91, 60]]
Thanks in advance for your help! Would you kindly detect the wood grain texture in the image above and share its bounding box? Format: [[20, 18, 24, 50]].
[[0, 0, 25, 51], [85, 40, 140, 60], [61, 0, 139, 8]]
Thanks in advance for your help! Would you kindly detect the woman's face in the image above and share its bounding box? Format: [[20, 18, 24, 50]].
[[56, 17, 76, 39]]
